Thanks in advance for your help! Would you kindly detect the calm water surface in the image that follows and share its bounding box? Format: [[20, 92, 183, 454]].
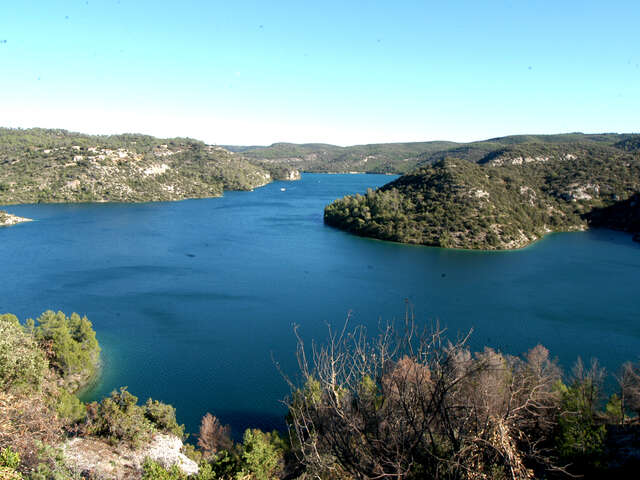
[[1, 173, 639, 436]]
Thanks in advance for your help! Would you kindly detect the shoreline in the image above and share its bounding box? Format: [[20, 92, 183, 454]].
[[0, 210, 33, 226]]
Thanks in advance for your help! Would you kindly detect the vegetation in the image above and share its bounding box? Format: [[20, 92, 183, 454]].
[[0, 128, 299, 205], [4, 308, 640, 479], [31, 311, 100, 391], [233, 141, 457, 174], [325, 147, 640, 249], [229, 133, 639, 175], [285, 320, 640, 479], [82, 387, 184, 447], [0, 313, 48, 391]]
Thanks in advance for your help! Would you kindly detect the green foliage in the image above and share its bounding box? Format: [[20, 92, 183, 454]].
[[55, 388, 86, 424], [141, 458, 187, 480], [239, 429, 284, 480], [0, 313, 48, 391], [0, 447, 21, 469], [32, 311, 100, 388], [29, 441, 80, 480], [0, 128, 278, 205], [182, 443, 203, 464], [240, 140, 457, 174], [144, 398, 185, 439], [325, 145, 640, 249], [193, 462, 216, 480], [555, 381, 607, 465], [85, 388, 185, 448], [605, 393, 624, 425], [85, 387, 153, 447], [209, 449, 242, 479]]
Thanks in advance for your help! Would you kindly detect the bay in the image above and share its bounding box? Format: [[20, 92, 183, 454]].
[[1, 173, 639, 437]]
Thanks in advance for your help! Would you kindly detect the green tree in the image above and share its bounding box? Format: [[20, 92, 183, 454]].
[[0, 313, 47, 391], [32, 310, 100, 387], [240, 429, 284, 480]]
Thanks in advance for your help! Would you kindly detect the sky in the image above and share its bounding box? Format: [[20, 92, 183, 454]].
[[0, 0, 638, 146]]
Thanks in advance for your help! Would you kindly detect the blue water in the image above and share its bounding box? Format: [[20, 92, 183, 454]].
[[1, 173, 639, 437]]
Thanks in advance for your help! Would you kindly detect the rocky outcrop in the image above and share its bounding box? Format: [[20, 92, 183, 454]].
[[285, 168, 301, 180], [63, 434, 198, 479], [0, 211, 32, 227]]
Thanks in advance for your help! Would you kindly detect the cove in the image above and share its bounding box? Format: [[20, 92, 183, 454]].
[[1, 173, 639, 437]]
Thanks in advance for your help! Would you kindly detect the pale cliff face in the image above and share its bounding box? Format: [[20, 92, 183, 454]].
[[64, 433, 199, 479]]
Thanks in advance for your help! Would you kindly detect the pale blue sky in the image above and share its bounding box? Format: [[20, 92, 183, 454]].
[[1, 0, 638, 145]]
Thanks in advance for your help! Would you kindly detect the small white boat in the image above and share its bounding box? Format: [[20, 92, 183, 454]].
[[280, 187, 286, 191]]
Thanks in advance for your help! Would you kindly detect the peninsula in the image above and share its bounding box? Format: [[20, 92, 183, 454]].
[[0, 210, 31, 227], [324, 134, 640, 249], [0, 128, 300, 205]]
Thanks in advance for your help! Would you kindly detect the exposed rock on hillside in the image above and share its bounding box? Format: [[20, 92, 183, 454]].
[[0, 210, 31, 226], [233, 133, 639, 174], [325, 152, 640, 250], [0, 128, 298, 204], [63, 434, 198, 479]]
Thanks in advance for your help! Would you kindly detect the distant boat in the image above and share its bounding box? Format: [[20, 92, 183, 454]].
[[280, 187, 286, 191]]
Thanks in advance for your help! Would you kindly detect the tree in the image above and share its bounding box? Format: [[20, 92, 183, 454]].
[[0, 314, 47, 392], [286, 318, 563, 480], [197, 413, 232, 458], [31, 310, 100, 387]]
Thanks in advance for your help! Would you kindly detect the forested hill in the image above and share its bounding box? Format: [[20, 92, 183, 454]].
[[0, 128, 299, 205], [228, 133, 639, 174], [227, 141, 457, 174], [324, 138, 640, 250]]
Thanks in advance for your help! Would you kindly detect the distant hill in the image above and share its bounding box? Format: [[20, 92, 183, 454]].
[[229, 133, 639, 174], [324, 137, 640, 249], [0, 128, 299, 204], [231, 141, 458, 174]]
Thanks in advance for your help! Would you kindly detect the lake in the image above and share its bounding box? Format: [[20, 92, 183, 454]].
[[1, 173, 639, 437]]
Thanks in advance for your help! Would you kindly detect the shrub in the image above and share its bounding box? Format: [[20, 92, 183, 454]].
[[209, 450, 241, 479], [0, 447, 21, 469], [141, 458, 187, 480], [32, 311, 100, 386], [28, 441, 80, 480], [287, 322, 563, 480], [144, 399, 185, 439], [0, 313, 47, 392], [240, 429, 285, 480], [55, 388, 86, 424], [85, 387, 153, 447]]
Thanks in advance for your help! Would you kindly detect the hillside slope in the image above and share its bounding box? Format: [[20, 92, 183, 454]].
[[324, 146, 640, 249], [231, 141, 457, 174], [229, 133, 638, 175], [0, 128, 299, 204]]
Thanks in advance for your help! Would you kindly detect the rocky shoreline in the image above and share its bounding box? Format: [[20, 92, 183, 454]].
[[0, 211, 32, 227]]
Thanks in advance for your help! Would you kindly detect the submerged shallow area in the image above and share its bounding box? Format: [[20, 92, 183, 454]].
[[1, 173, 639, 436]]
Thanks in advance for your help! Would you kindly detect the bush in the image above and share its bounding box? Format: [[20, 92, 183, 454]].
[[288, 322, 563, 480], [240, 429, 285, 480], [85, 387, 153, 447], [0, 447, 21, 469], [144, 399, 185, 438], [85, 388, 186, 448], [55, 388, 86, 424], [28, 441, 80, 480], [32, 311, 100, 386], [0, 313, 47, 392], [141, 458, 187, 480]]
